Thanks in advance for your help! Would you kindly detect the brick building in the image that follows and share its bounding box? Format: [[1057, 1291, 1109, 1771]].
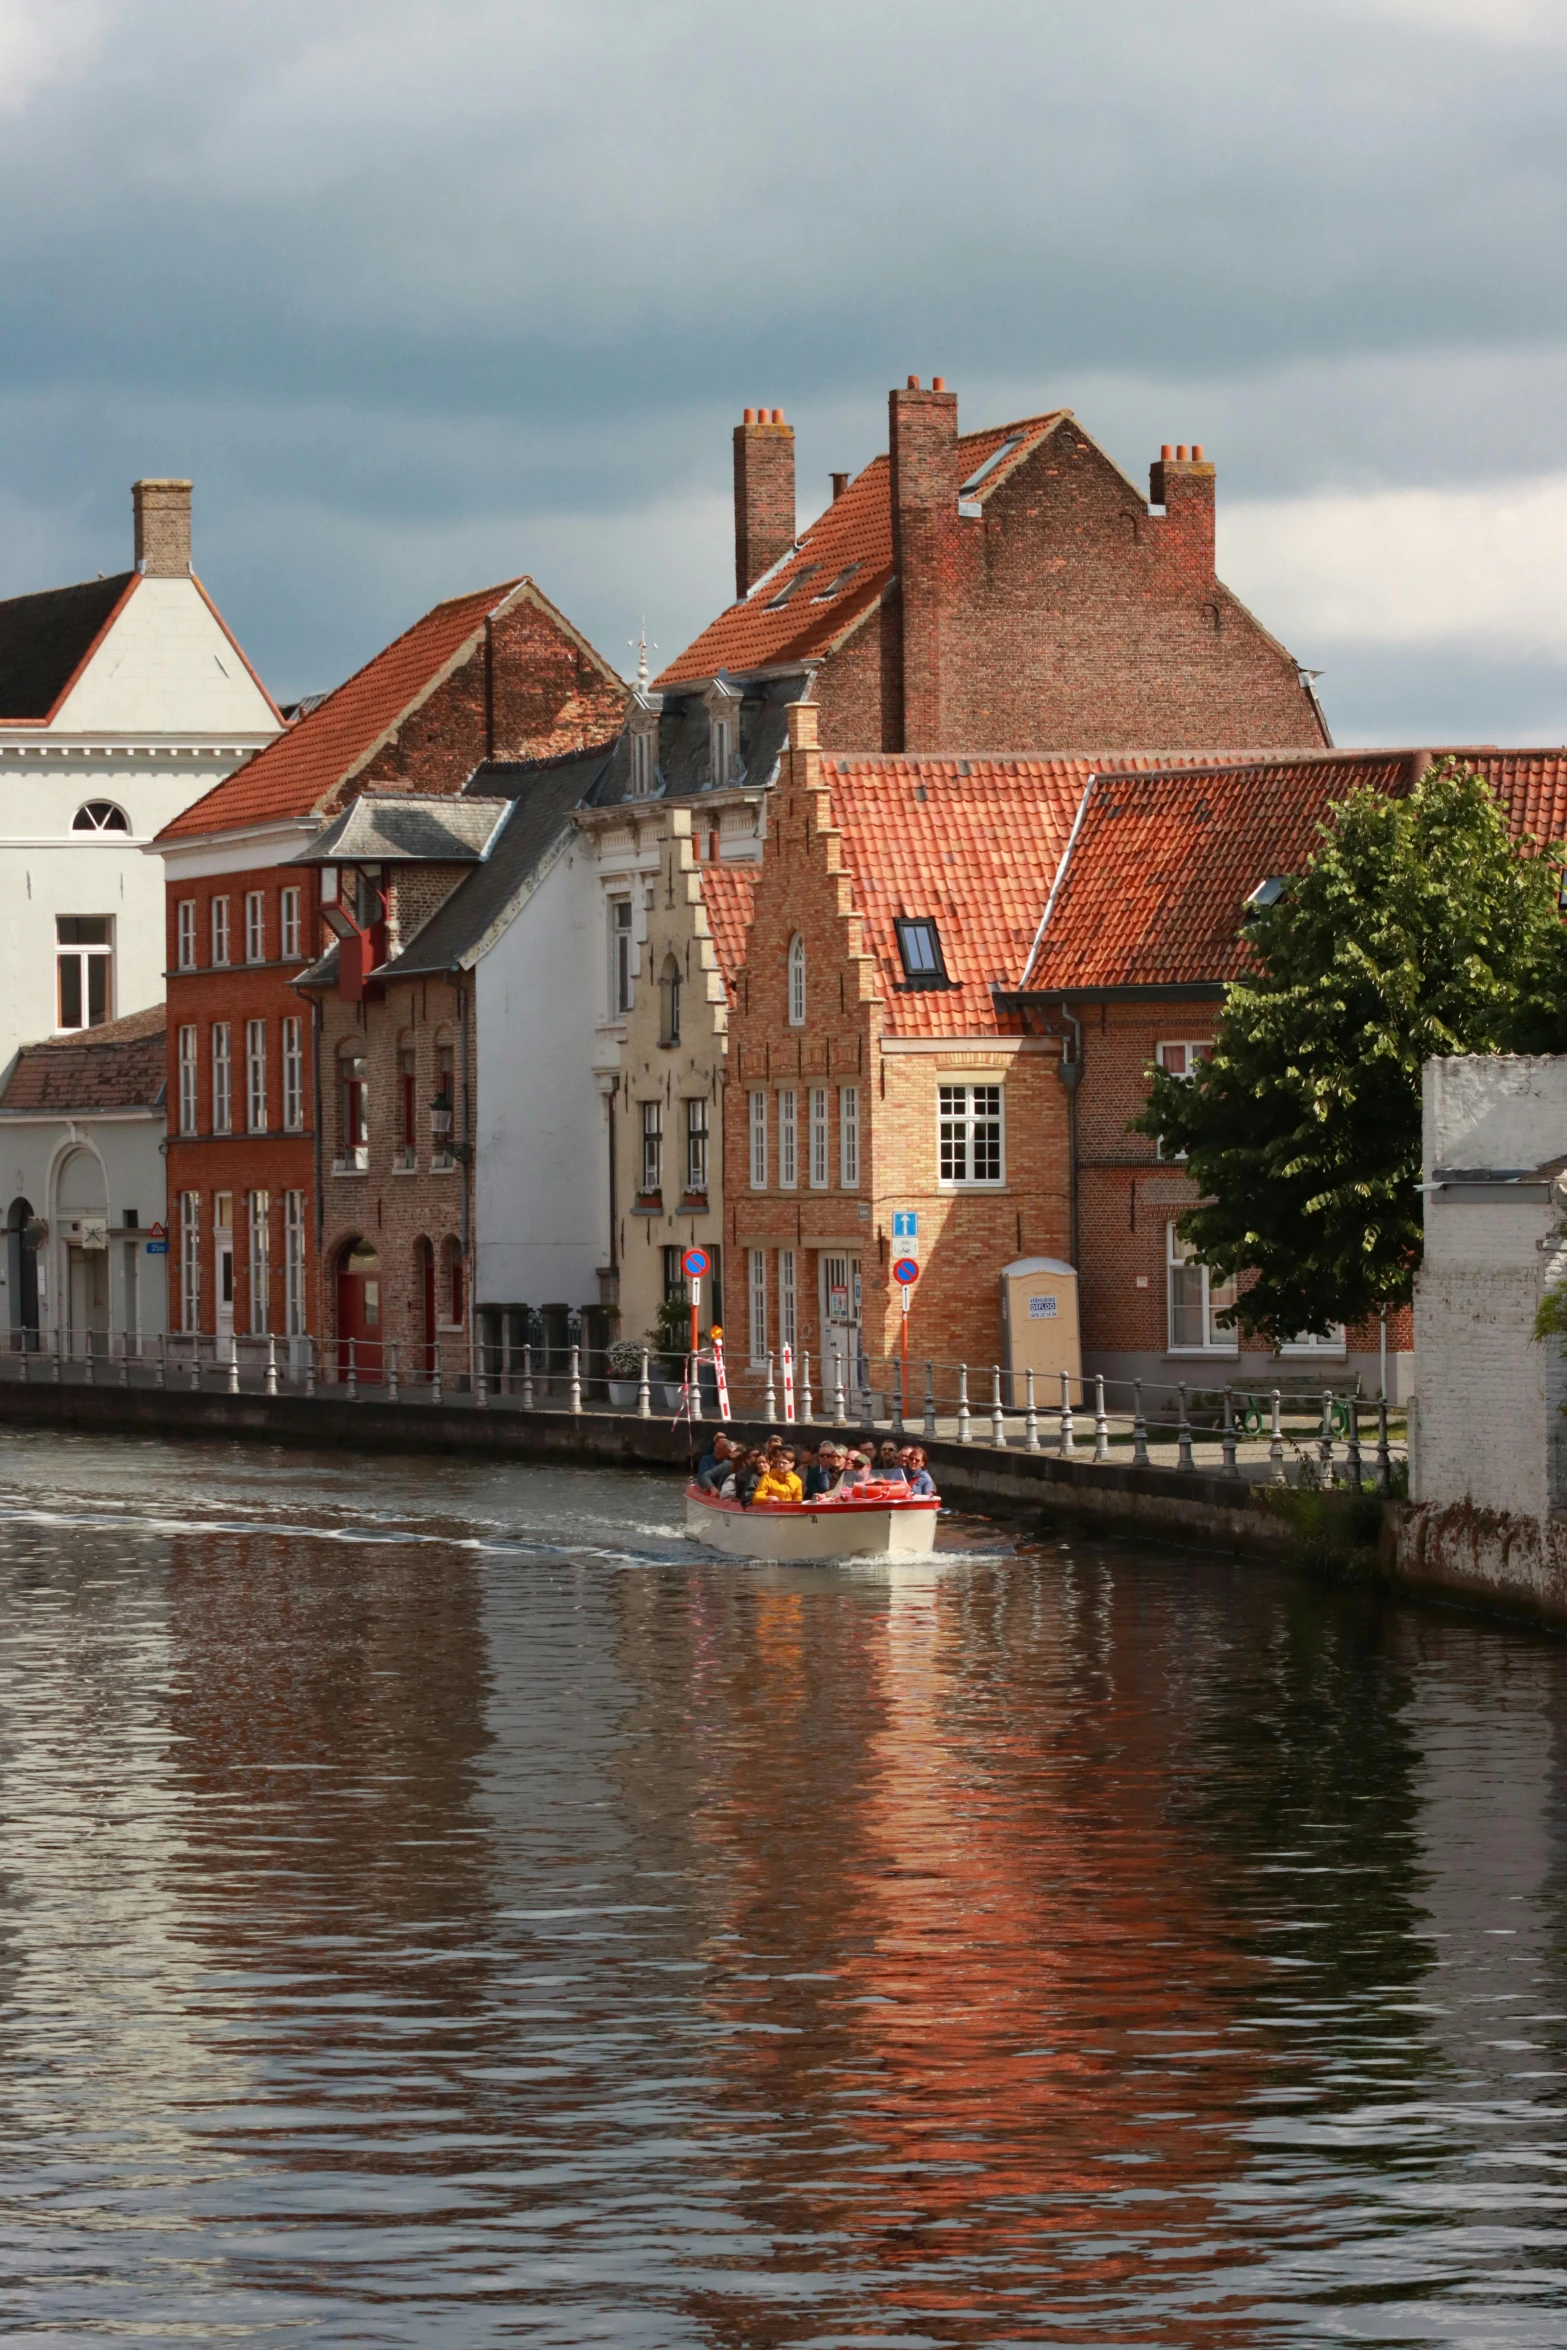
[[1007, 746, 1567, 1402], [154, 578, 626, 1354], [655, 382, 1330, 762], [724, 705, 1107, 1408]]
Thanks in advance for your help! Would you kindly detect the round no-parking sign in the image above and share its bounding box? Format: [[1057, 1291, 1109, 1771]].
[[892, 1257, 920, 1287], [681, 1247, 710, 1280]]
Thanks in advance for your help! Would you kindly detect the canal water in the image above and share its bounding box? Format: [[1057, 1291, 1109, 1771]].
[[0, 1430, 1563, 2347]]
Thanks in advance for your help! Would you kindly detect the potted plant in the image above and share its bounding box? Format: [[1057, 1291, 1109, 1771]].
[[651, 1297, 693, 1409], [606, 1336, 647, 1408]]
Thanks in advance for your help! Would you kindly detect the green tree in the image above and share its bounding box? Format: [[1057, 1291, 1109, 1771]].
[[1138, 761, 1567, 1340]]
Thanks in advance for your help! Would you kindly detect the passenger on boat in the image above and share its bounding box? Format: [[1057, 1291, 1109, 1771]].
[[876, 1440, 909, 1484], [695, 1433, 736, 1492], [826, 1449, 871, 1498], [752, 1449, 803, 1505], [902, 1445, 936, 1496], [803, 1444, 840, 1500]]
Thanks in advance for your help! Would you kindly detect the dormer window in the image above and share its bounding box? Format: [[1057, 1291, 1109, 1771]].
[[764, 566, 819, 610], [710, 714, 735, 785], [630, 729, 655, 797], [895, 916, 952, 989]]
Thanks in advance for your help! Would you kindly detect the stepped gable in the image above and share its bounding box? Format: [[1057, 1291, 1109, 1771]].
[[0, 573, 138, 720], [656, 417, 1062, 688], [0, 1002, 166, 1113], [158, 581, 526, 840], [694, 860, 759, 1003]]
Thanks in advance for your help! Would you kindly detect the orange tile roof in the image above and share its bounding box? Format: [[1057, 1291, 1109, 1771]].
[[656, 415, 1065, 687], [697, 858, 759, 1001], [158, 581, 524, 841], [820, 754, 1116, 1036], [1024, 746, 1567, 993]]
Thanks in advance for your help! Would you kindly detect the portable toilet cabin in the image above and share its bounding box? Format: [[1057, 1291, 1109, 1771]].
[[1000, 1256, 1081, 1403]]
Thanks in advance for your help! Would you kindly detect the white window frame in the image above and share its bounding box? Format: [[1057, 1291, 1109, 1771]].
[[777, 1088, 798, 1189], [281, 1017, 304, 1133], [749, 1090, 768, 1190], [641, 1100, 663, 1194], [55, 917, 113, 1031], [244, 891, 265, 964], [245, 1019, 267, 1134], [748, 1247, 768, 1367], [685, 1097, 708, 1195], [1166, 1222, 1239, 1356], [787, 934, 806, 1027], [779, 1247, 797, 1353], [280, 887, 301, 961], [938, 1082, 1003, 1188], [176, 899, 196, 972], [210, 896, 230, 967], [284, 1191, 307, 1337], [248, 1191, 270, 1336], [839, 1084, 860, 1189], [178, 1025, 198, 1137], [179, 1192, 200, 1334], [1154, 1039, 1213, 1161], [211, 1023, 232, 1136], [609, 896, 634, 1016], [711, 714, 734, 786], [1279, 1326, 1348, 1357], [809, 1086, 829, 1190]]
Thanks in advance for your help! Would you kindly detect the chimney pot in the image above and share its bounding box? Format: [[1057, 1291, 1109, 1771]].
[[743, 407, 756, 425], [907, 374, 920, 390], [132, 477, 192, 577], [1176, 444, 1190, 461], [932, 375, 946, 392], [1161, 444, 1174, 461], [733, 408, 796, 597], [830, 471, 849, 502], [1192, 442, 1206, 461], [771, 407, 785, 425]]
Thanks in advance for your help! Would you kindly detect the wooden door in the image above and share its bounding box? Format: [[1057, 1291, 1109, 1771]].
[[337, 1242, 383, 1383]]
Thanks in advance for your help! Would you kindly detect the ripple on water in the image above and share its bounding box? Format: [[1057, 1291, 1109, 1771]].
[[0, 1425, 1563, 2347]]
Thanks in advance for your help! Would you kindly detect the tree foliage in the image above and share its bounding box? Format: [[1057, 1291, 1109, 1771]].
[[1137, 761, 1567, 1340]]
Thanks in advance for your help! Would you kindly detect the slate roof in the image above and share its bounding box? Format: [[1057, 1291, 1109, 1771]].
[[0, 573, 137, 721], [656, 414, 1066, 687], [1020, 746, 1567, 994], [159, 581, 526, 840], [290, 793, 511, 865], [696, 861, 759, 1002], [376, 743, 621, 979], [0, 1002, 166, 1113], [820, 755, 1102, 1037]]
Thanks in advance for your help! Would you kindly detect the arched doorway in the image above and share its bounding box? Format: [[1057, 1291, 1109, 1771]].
[[415, 1236, 436, 1384], [336, 1238, 382, 1383], [6, 1199, 40, 1351], [56, 1147, 109, 1359]]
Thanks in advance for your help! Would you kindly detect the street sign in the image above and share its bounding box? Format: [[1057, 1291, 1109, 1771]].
[[892, 1211, 918, 1242], [892, 1256, 920, 1287], [148, 1221, 166, 1241], [681, 1246, 710, 1279], [146, 1240, 169, 1256]]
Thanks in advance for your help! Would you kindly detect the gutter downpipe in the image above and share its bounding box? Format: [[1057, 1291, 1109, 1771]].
[[310, 994, 325, 1338], [459, 971, 474, 1391]]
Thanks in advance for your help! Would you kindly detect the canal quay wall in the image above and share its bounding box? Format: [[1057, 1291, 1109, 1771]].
[[3, 1377, 1559, 1632]]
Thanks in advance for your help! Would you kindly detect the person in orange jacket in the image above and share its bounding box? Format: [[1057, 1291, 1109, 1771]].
[[752, 1448, 803, 1504]]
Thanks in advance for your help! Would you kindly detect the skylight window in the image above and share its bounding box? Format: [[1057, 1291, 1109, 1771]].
[[895, 916, 952, 988], [1243, 876, 1288, 919], [810, 562, 862, 603], [958, 434, 1026, 498], [764, 565, 820, 610]]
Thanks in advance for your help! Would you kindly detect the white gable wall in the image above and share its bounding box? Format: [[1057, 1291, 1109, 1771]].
[[52, 578, 276, 735]]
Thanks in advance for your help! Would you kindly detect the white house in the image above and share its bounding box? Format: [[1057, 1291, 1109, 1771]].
[[0, 478, 279, 1074], [0, 1004, 169, 1355]]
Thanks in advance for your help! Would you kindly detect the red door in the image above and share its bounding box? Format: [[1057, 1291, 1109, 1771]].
[[337, 1241, 383, 1383], [419, 1239, 436, 1383]]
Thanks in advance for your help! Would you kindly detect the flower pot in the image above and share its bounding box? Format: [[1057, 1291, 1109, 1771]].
[[608, 1379, 641, 1408]]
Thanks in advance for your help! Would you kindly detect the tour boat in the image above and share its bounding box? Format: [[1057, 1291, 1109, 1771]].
[[683, 1481, 940, 1561]]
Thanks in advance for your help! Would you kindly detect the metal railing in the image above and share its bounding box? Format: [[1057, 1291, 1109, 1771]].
[[0, 1327, 1407, 1492]]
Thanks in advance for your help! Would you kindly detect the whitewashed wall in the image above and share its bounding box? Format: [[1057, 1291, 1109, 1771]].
[[0, 1111, 169, 1342], [1413, 1056, 1567, 1513]]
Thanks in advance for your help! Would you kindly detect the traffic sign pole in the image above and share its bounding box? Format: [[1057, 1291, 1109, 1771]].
[[891, 1257, 920, 1429]]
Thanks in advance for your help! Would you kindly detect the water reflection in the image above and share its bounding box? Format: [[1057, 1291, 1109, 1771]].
[[0, 1430, 1562, 2344]]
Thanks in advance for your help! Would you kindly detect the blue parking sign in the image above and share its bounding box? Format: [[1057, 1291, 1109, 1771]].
[[892, 1210, 918, 1241]]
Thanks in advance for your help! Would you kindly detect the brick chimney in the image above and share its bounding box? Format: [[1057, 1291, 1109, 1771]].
[[1148, 444, 1215, 577], [733, 409, 795, 599], [890, 375, 958, 752], [133, 478, 192, 576]]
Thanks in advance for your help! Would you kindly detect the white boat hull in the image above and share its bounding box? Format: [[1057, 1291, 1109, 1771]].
[[684, 1483, 939, 1561]]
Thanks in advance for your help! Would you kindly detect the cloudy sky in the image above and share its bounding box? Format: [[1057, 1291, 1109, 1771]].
[[0, 0, 1563, 741]]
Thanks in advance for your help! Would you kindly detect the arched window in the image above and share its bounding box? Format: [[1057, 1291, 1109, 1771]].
[[659, 952, 681, 1047], [72, 801, 130, 833], [337, 1044, 368, 1168], [787, 933, 806, 1027], [441, 1236, 465, 1326]]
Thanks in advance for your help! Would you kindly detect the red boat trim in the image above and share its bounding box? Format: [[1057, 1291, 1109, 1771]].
[[685, 1483, 939, 1516]]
